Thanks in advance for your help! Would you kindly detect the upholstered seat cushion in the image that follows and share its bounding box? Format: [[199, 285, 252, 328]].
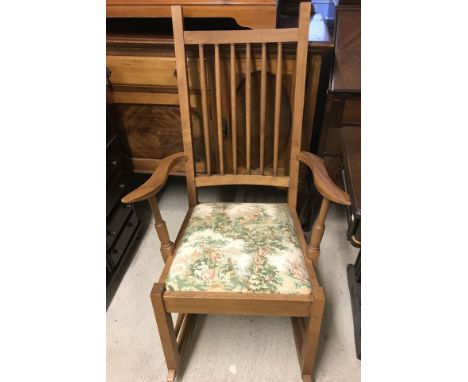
[[166, 203, 311, 294]]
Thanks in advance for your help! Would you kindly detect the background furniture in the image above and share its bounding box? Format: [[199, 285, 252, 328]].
[[106, 16, 332, 176], [341, 124, 360, 359], [317, 0, 360, 183], [121, 5, 351, 381], [107, 0, 278, 29], [106, 110, 142, 308]]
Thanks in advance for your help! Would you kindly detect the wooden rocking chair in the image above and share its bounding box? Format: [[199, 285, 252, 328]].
[[122, 3, 350, 381]]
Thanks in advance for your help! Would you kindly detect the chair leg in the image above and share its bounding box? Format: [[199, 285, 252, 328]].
[[300, 287, 325, 379], [151, 283, 180, 381]]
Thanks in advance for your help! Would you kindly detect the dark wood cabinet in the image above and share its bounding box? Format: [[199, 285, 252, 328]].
[[106, 111, 142, 308], [317, 1, 361, 183]]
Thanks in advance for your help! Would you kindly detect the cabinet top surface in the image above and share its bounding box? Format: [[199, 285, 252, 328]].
[[107, 0, 277, 4]]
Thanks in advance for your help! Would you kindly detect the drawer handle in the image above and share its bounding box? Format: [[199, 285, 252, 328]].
[[173, 69, 177, 79]]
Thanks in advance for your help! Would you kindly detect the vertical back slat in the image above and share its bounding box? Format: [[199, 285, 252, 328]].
[[245, 43, 251, 173], [288, 2, 311, 208], [230, 44, 237, 174], [273, 42, 283, 176], [171, 6, 198, 206], [172, 4, 311, 191], [259, 43, 267, 174], [214, 44, 224, 174], [198, 44, 211, 175]]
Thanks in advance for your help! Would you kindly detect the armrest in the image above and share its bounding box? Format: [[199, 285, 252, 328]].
[[121, 152, 187, 204], [297, 151, 351, 206]]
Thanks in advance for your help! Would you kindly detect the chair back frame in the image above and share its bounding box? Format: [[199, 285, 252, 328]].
[[171, 3, 312, 209]]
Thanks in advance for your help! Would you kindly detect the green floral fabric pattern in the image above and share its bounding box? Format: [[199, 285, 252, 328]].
[[166, 203, 311, 294]]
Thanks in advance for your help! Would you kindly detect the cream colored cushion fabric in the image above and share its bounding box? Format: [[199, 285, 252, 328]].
[[166, 203, 311, 294]]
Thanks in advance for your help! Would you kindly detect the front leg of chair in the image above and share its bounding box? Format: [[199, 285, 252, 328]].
[[148, 196, 174, 262], [300, 287, 325, 380], [151, 283, 180, 381]]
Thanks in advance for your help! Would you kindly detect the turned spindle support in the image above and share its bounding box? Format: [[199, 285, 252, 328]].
[[148, 195, 174, 262], [308, 198, 330, 266]]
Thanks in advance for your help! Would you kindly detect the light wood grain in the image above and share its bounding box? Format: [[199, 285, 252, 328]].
[[300, 287, 325, 377], [195, 174, 289, 187], [230, 44, 238, 175], [164, 291, 312, 317], [121, 152, 187, 203], [151, 283, 180, 370], [259, 42, 267, 174], [245, 43, 251, 173], [308, 198, 330, 265], [287, 1, 311, 209], [106, 55, 200, 88], [273, 42, 283, 175], [297, 151, 351, 205], [198, 44, 211, 175], [214, 44, 224, 174], [184, 28, 298, 45], [172, 6, 198, 206], [149, 196, 174, 262]]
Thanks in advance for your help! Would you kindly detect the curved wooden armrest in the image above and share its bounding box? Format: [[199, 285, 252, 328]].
[[297, 151, 351, 206], [121, 152, 187, 204]]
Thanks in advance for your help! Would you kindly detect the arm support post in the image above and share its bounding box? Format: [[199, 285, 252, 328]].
[[297, 151, 351, 265], [121, 152, 187, 262], [308, 198, 330, 265], [148, 195, 174, 262]]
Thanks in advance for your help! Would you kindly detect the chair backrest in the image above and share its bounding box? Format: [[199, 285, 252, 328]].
[[171, 3, 311, 208]]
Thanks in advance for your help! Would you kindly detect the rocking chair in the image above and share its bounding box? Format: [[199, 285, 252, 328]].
[[122, 3, 350, 381]]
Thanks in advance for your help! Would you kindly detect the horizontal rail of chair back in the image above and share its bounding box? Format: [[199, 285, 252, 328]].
[[172, 4, 311, 204]]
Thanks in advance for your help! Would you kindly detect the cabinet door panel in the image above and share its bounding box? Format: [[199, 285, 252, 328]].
[[109, 103, 205, 170]]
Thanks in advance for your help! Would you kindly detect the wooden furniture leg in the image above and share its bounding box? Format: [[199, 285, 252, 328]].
[[300, 288, 325, 380], [151, 283, 180, 381], [308, 198, 330, 266], [148, 196, 174, 262]]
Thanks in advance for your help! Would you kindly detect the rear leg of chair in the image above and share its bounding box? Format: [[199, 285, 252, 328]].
[[299, 288, 325, 381], [151, 283, 180, 381]]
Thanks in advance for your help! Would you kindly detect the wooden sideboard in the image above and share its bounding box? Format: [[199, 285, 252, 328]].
[[107, 0, 278, 29], [106, 14, 333, 179]]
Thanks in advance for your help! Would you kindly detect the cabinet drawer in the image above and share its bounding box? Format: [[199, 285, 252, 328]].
[[106, 55, 200, 88], [106, 179, 127, 218], [106, 203, 134, 250], [108, 211, 139, 266]]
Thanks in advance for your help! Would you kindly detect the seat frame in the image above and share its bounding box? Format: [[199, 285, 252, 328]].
[[121, 3, 351, 381]]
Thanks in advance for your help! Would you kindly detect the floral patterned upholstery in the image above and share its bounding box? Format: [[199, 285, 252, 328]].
[[166, 203, 311, 294]]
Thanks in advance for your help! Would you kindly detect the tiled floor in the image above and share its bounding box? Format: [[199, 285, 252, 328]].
[[107, 177, 360, 382]]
